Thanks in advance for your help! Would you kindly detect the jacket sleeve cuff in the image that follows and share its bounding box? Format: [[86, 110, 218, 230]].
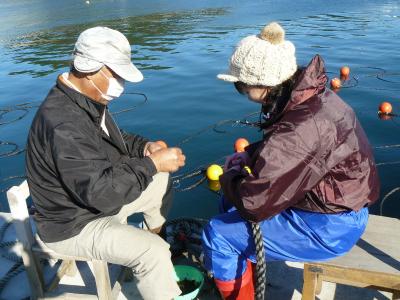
[[137, 139, 149, 158], [220, 169, 245, 206], [142, 156, 158, 176], [122, 155, 158, 178]]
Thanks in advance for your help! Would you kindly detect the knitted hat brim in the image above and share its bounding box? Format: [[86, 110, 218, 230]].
[[217, 73, 239, 82]]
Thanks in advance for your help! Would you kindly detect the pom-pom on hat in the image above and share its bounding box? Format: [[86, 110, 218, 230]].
[[217, 22, 297, 87]]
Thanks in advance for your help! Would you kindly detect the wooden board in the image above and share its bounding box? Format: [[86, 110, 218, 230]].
[[315, 215, 400, 276]]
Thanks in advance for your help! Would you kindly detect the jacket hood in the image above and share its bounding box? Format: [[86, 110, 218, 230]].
[[285, 54, 328, 112]]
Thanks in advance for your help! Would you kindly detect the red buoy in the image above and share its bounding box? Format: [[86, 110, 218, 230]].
[[340, 66, 350, 77], [330, 78, 341, 89]]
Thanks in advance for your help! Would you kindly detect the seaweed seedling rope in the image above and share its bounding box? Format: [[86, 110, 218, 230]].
[[110, 92, 148, 116], [340, 75, 359, 89], [0, 91, 147, 127], [376, 72, 400, 84], [0, 108, 29, 126], [374, 144, 400, 149], [0, 141, 25, 158], [172, 155, 227, 192], [177, 111, 260, 145], [380, 187, 400, 216], [0, 176, 27, 194]]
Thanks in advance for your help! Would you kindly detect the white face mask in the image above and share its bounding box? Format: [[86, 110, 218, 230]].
[[90, 69, 125, 101]]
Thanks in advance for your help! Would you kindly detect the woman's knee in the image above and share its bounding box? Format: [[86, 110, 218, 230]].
[[202, 220, 217, 249], [202, 213, 248, 249], [202, 218, 231, 253]]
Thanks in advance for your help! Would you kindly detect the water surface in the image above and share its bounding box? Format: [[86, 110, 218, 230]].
[[0, 0, 399, 219]]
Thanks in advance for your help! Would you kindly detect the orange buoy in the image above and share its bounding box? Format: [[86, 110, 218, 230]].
[[330, 78, 341, 89], [234, 138, 250, 153], [340, 66, 350, 77], [379, 102, 393, 115], [155, 140, 168, 148], [206, 164, 223, 181]]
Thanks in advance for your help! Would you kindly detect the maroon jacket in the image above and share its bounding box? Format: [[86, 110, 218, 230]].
[[220, 55, 380, 222]]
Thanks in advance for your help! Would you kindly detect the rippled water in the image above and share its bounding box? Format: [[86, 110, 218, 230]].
[[0, 0, 399, 219]]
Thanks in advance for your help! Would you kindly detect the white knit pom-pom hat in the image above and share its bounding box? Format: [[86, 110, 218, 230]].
[[217, 22, 297, 87]]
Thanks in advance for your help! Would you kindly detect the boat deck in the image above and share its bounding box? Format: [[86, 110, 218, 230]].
[[0, 212, 394, 299]]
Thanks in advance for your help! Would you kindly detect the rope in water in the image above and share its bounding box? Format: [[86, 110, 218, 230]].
[[176, 111, 260, 146], [0, 69, 399, 298], [0, 141, 25, 158], [110, 92, 148, 116], [380, 187, 400, 216], [172, 168, 206, 192], [0, 176, 27, 195], [0, 108, 30, 126]]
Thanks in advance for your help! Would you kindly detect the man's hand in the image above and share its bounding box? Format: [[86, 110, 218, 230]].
[[143, 141, 165, 156], [149, 147, 186, 173]]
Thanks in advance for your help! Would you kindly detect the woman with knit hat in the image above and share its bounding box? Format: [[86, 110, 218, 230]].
[[202, 22, 379, 299]]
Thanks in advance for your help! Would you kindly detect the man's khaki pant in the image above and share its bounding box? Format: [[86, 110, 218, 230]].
[[45, 173, 181, 300]]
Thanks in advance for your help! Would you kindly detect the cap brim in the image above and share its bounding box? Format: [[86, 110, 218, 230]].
[[74, 56, 103, 73], [107, 62, 143, 83], [217, 73, 239, 82]]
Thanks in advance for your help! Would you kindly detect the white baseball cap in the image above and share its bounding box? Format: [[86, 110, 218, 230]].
[[72, 27, 143, 82]]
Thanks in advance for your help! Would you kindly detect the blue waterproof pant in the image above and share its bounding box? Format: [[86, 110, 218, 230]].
[[202, 197, 368, 281]]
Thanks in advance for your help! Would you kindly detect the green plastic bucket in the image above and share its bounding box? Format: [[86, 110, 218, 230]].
[[174, 265, 204, 300]]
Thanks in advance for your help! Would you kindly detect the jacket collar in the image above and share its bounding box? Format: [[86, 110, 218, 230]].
[[56, 76, 106, 126], [285, 54, 328, 112]]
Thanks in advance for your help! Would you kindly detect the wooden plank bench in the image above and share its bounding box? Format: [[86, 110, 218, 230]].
[[302, 214, 400, 299]]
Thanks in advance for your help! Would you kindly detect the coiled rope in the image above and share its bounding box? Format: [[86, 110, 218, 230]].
[[163, 217, 207, 259], [0, 220, 24, 297]]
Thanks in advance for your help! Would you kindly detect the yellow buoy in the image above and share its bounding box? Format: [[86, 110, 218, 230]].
[[208, 180, 221, 192], [206, 164, 223, 181]]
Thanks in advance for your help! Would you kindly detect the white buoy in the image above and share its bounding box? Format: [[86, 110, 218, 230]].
[[85, 0, 90, 4]]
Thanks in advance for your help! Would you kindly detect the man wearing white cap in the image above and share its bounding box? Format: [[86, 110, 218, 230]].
[[26, 27, 184, 299]]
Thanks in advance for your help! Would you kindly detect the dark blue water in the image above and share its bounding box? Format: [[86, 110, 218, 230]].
[[0, 0, 399, 219]]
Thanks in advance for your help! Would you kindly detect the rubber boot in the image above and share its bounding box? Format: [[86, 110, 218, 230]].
[[214, 260, 255, 300]]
